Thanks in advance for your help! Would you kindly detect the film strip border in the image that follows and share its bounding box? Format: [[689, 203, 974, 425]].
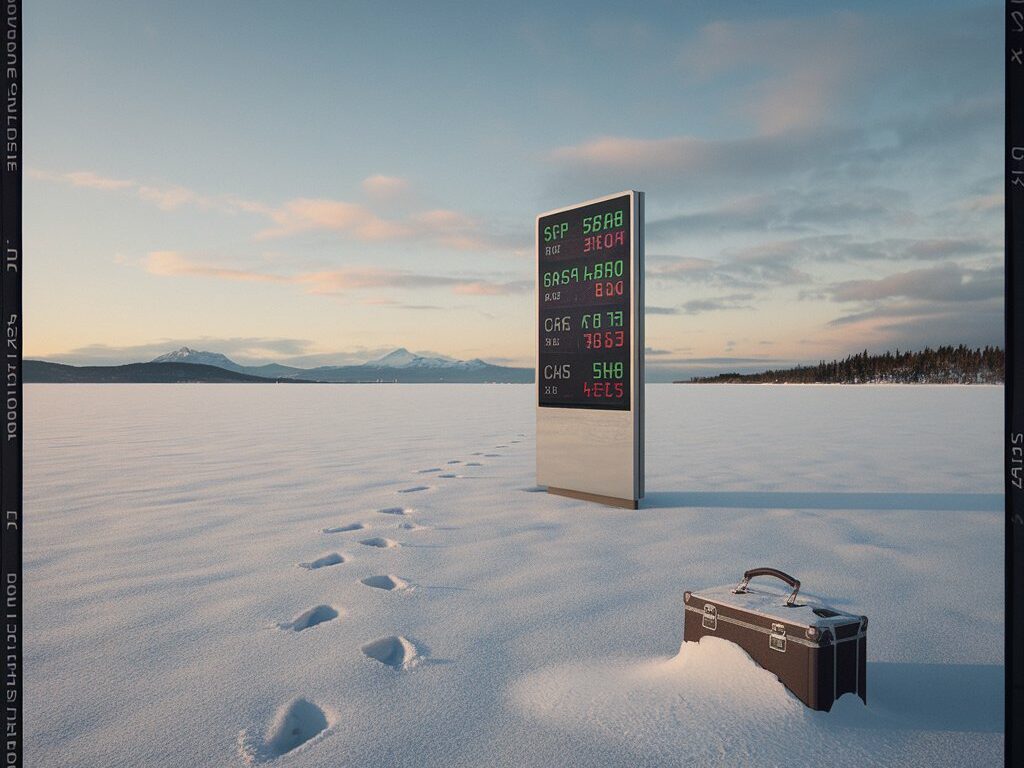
[[1, 2, 20, 767], [1009, 2, 1023, 764]]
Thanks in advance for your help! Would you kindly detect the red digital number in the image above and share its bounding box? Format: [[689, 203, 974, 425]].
[[595, 280, 624, 298], [583, 379, 625, 399], [586, 331, 625, 349]]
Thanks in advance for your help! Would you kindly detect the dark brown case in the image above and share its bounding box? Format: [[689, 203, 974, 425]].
[[683, 567, 867, 711]]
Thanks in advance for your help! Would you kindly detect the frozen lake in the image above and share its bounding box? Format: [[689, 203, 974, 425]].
[[24, 384, 1004, 767]]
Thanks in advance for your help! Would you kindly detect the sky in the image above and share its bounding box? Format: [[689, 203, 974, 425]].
[[25, 1, 1002, 380]]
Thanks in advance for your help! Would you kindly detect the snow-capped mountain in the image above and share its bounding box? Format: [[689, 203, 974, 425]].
[[151, 347, 241, 370], [121, 345, 531, 383], [364, 348, 488, 370]]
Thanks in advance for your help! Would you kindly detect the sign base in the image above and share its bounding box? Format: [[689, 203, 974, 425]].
[[545, 486, 638, 510]]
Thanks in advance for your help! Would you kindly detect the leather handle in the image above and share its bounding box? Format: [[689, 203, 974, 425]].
[[733, 567, 801, 606]]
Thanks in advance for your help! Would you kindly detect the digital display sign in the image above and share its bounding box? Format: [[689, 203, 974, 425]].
[[538, 193, 632, 410]]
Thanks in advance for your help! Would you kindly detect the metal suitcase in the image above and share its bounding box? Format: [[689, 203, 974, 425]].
[[683, 567, 868, 711]]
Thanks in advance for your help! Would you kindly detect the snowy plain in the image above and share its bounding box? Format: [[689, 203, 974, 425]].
[[23, 384, 1003, 767]]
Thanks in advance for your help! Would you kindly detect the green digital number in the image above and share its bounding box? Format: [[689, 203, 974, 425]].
[[592, 361, 625, 380], [582, 209, 625, 234]]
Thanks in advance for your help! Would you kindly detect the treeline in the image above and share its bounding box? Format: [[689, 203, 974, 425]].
[[685, 345, 1004, 384]]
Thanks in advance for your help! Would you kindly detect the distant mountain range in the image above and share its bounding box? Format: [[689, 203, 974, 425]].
[[23, 361, 312, 384], [26, 347, 533, 384]]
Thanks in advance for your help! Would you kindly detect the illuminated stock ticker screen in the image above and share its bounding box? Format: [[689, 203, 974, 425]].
[[538, 193, 632, 411]]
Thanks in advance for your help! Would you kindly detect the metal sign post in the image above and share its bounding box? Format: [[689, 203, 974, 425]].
[[536, 191, 644, 509]]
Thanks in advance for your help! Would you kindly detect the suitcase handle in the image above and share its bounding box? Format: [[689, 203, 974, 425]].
[[732, 567, 801, 606]]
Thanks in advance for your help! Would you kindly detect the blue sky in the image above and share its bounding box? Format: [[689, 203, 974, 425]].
[[26, 1, 1001, 379]]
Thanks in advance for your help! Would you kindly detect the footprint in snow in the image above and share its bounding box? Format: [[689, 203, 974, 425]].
[[360, 574, 410, 591], [361, 635, 419, 669], [484, 453, 502, 458], [438, 473, 457, 478], [321, 522, 364, 534], [397, 521, 429, 531], [298, 553, 344, 570], [238, 698, 331, 764], [360, 537, 399, 549], [446, 460, 461, 464], [398, 486, 430, 494], [464, 462, 482, 467], [378, 507, 411, 515], [416, 467, 441, 474], [277, 605, 340, 632]]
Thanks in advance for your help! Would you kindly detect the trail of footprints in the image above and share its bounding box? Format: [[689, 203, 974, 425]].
[[240, 431, 525, 762]]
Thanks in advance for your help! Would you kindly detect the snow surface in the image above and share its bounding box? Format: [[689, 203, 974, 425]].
[[24, 384, 1003, 767]]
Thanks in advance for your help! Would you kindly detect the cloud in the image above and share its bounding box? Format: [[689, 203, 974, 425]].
[[136, 185, 197, 211], [146, 251, 289, 282], [822, 298, 1003, 354], [955, 192, 1002, 214], [547, 97, 995, 199], [549, 130, 843, 184], [828, 263, 1002, 304], [32, 168, 236, 212], [820, 261, 1003, 352], [678, 12, 872, 134], [681, 293, 754, 315], [548, 26, 997, 203], [361, 174, 411, 200], [256, 199, 412, 241], [646, 306, 680, 315], [677, 6, 997, 135], [359, 298, 446, 311], [143, 250, 530, 298], [297, 267, 463, 293], [650, 245, 811, 290], [454, 280, 532, 296], [63, 170, 135, 190], [647, 187, 911, 241], [33, 167, 517, 254]]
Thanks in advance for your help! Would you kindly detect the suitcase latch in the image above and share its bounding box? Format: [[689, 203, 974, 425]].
[[702, 603, 717, 631], [770, 623, 786, 653]]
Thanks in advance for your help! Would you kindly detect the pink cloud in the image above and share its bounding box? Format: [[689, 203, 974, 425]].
[[136, 185, 196, 211], [144, 251, 526, 298], [145, 251, 288, 283], [453, 280, 532, 296], [361, 174, 411, 200], [37, 166, 513, 253], [64, 170, 135, 190], [257, 198, 413, 241], [551, 136, 710, 171], [678, 13, 869, 134]]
